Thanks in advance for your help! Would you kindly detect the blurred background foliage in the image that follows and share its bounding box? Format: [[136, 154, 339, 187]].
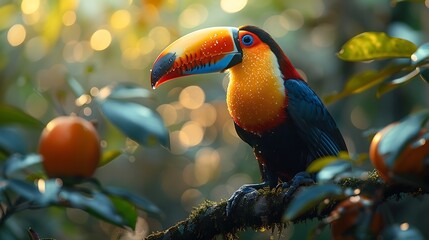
[[0, 0, 429, 239]]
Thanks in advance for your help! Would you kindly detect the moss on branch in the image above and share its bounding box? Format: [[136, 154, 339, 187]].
[[145, 172, 426, 240]]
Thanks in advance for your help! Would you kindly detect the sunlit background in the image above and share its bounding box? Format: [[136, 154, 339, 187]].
[[1, 0, 429, 239]]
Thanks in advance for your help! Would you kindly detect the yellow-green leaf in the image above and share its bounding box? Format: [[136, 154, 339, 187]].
[[98, 150, 122, 167], [323, 63, 408, 104], [338, 32, 417, 61]]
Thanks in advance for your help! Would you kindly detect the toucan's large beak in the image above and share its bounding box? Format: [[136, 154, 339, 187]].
[[151, 27, 242, 89]]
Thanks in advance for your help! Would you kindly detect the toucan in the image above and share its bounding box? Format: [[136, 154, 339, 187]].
[[151, 25, 348, 212]]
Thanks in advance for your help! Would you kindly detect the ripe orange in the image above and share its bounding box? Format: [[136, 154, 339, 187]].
[[369, 123, 429, 183], [330, 196, 383, 240], [38, 116, 101, 178]]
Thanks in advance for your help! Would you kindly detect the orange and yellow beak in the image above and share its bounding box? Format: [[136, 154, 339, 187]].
[[151, 27, 242, 89]]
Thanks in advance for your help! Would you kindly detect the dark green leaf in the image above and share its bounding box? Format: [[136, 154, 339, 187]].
[[380, 224, 424, 240], [283, 184, 344, 221], [110, 196, 138, 230], [419, 67, 429, 83], [36, 179, 65, 206], [103, 187, 161, 215], [316, 160, 353, 183], [3, 154, 42, 178], [338, 32, 417, 61], [59, 189, 127, 227], [411, 43, 429, 66], [0, 126, 28, 155], [378, 110, 429, 169], [100, 83, 153, 101], [98, 150, 122, 167], [7, 179, 42, 201], [0, 105, 44, 129], [376, 68, 420, 97], [98, 98, 169, 148]]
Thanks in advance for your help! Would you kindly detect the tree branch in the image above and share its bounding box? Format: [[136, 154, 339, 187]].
[[145, 172, 427, 240]]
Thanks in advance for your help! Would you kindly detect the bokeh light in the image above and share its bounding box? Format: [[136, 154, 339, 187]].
[[179, 4, 208, 29], [62, 11, 77, 26], [21, 0, 40, 15], [179, 86, 205, 110], [110, 10, 131, 29], [25, 36, 47, 61], [7, 24, 26, 47], [90, 29, 112, 51], [149, 26, 171, 50], [220, 0, 248, 13]]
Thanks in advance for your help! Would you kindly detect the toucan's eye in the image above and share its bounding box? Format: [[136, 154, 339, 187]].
[[241, 34, 254, 46]]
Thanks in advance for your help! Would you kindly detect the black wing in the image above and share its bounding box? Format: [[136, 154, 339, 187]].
[[284, 79, 347, 161]]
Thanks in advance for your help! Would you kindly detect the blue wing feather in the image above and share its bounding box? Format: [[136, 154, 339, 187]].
[[284, 79, 347, 161]]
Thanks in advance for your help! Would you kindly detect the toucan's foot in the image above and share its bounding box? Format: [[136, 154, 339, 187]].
[[282, 172, 315, 203], [226, 182, 268, 216]]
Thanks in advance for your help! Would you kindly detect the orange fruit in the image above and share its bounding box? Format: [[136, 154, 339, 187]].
[[330, 196, 383, 240], [369, 123, 429, 182], [38, 116, 101, 178]]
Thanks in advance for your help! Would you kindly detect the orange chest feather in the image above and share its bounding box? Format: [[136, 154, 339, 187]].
[[226, 47, 287, 134]]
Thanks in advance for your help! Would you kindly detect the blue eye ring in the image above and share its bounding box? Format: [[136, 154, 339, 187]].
[[241, 34, 254, 46]]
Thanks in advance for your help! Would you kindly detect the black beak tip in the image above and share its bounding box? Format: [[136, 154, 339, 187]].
[[151, 52, 177, 88]]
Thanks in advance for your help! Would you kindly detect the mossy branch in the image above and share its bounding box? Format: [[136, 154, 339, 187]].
[[145, 172, 427, 240]]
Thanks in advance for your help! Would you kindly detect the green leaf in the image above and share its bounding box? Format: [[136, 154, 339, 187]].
[[316, 160, 353, 183], [3, 154, 42, 178], [419, 67, 429, 83], [0, 105, 44, 129], [103, 187, 161, 215], [0, 127, 28, 155], [307, 151, 350, 173], [7, 179, 43, 201], [98, 98, 169, 148], [381, 224, 424, 240], [378, 110, 429, 169], [98, 150, 122, 167], [59, 189, 127, 227], [338, 32, 417, 61], [110, 196, 138, 230], [376, 68, 420, 97], [411, 42, 429, 66], [323, 63, 408, 104], [283, 184, 344, 221], [100, 83, 153, 101]]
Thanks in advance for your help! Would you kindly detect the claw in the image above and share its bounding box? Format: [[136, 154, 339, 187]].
[[226, 182, 268, 215], [282, 171, 315, 203]]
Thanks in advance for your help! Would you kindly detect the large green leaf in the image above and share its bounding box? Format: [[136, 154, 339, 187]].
[[338, 32, 417, 61], [0, 105, 44, 129], [283, 184, 344, 221], [378, 110, 429, 169], [98, 98, 169, 148]]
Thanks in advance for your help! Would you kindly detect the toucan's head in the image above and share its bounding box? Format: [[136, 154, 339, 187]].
[[151, 25, 302, 89]]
